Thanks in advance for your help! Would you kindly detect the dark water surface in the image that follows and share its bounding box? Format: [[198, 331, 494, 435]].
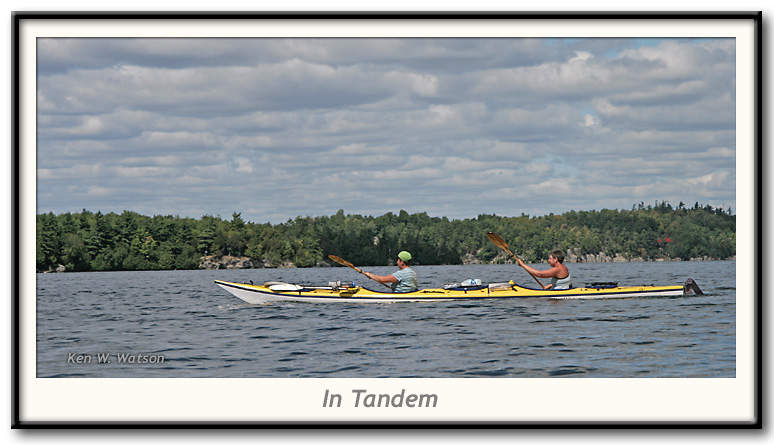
[[37, 261, 735, 377]]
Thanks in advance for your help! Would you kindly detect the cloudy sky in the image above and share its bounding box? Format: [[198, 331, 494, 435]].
[[36, 37, 736, 223]]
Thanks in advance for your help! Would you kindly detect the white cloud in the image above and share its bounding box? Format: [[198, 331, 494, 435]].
[[704, 147, 735, 158], [114, 166, 173, 178], [569, 51, 593, 63], [582, 114, 599, 127], [686, 170, 732, 188], [86, 186, 112, 197], [233, 158, 254, 174]]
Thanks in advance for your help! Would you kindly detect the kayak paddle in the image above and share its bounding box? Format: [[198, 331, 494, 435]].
[[327, 254, 393, 289], [485, 232, 544, 287]]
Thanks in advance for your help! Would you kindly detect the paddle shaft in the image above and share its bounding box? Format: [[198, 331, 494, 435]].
[[485, 232, 545, 288], [327, 254, 393, 289]]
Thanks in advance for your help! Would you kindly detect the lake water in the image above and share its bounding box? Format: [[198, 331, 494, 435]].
[[36, 261, 735, 378]]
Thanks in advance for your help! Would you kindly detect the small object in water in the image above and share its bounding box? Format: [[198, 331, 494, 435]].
[[684, 278, 704, 295]]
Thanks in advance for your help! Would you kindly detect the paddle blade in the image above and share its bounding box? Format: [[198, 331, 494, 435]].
[[328, 254, 363, 273], [486, 232, 511, 252], [328, 254, 351, 267]]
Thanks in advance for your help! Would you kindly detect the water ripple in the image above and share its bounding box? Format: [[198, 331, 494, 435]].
[[548, 366, 596, 376]]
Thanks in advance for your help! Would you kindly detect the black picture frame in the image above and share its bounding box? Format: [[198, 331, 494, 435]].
[[12, 11, 762, 428]]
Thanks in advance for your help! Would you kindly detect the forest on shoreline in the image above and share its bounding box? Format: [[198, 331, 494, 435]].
[[36, 201, 735, 272]]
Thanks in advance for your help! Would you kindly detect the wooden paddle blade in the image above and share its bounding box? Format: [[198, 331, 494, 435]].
[[486, 232, 514, 256], [328, 254, 363, 273], [328, 254, 350, 267], [485, 232, 506, 248]]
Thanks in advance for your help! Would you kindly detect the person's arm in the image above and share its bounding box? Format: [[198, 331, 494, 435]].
[[516, 259, 559, 289], [364, 272, 398, 284], [516, 259, 560, 278]]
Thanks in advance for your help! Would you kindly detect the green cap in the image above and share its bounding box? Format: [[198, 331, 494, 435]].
[[398, 251, 412, 262]]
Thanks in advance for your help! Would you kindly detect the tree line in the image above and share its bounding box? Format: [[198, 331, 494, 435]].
[[36, 201, 735, 272]]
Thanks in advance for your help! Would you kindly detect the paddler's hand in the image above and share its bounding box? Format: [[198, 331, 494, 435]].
[[516, 258, 525, 267]]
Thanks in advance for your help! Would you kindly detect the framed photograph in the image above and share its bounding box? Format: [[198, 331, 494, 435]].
[[13, 12, 761, 427]]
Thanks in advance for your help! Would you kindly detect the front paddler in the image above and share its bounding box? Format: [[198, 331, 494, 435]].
[[516, 249, 572, 290], [363, 251, 418, 293]]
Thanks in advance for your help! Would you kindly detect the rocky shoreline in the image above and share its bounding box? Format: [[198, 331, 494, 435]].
[[464, 249, 729, 266], [196, 251, 731, 270], [197, 255, 332, 270], [198, 255, 294, 270], [41, 252, 734, 272]]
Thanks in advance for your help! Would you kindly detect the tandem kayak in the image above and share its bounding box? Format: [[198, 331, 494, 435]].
[[214, 278, 703, 304]]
